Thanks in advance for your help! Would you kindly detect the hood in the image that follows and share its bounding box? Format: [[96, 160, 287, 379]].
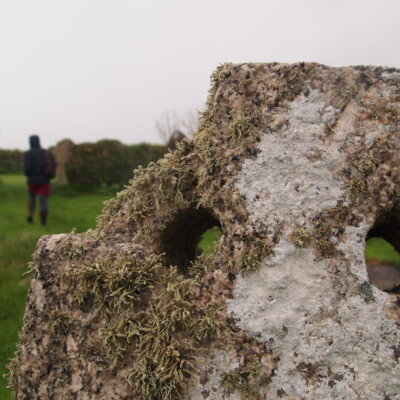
[[29, 135, 41, 149]]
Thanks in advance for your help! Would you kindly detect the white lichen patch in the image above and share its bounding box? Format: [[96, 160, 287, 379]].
[[381, 71, 400, 82], [235, 90, 344, 232], [39, 233, 68, 252], [230, 89, 400, 399], [31, 278, 47, 311], [227, 228, 400, 398], [227, 241, 333, 338], [336, 221, 371, 282]]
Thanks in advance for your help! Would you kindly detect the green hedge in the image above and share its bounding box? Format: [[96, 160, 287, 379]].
[[66, 140, 166, 189], [0, 141, 167, 189], [0, 150, 24, 173]]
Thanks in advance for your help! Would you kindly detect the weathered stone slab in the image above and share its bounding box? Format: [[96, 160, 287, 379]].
[[10, 63, 400, 399], [55, 139, 74, 185]]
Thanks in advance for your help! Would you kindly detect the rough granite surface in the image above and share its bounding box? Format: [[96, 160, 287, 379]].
[[10, 63, 400, 399]]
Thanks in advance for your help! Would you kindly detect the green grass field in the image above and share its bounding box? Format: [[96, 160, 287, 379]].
[[198, 226, 222, 254], [365, 237, 400, 267], [0, 174, 398, 399]]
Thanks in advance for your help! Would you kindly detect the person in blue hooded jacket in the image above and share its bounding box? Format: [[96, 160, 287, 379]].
[[24, 135, 56, 225]]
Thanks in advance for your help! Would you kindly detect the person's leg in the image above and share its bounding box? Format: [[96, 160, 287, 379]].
[[39, 195, 48, 226], [27, 192, 36, 223]]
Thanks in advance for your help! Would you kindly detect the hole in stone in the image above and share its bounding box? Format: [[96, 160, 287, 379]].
[[365, 213, 400, 291], [161, 208, 221, 274]]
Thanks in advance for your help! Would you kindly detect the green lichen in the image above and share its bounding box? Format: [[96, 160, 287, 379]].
[[48, 310, 69, 335], [347, 178, 368, 204], [229, 107, 263, 139], [198, 65, 224, 131], [315, 239, 332, 253], [66, 247, 228, 400], [311, 216, 336, 258], [68, 252, 162, 312], [292, 226, 311, 248], [347, 158, 379, 205], [6, 356, 18, 398], [124, 268, 197, 400], [102, 317, 141, 350], [25, 261, 40, 278], [192, 302, 224, 341], [221, 361, 263, 400], [353, 158, 379, 176], [312, 218, 330, 237], [98, 140, 199, 232], [189, 252, 214, 281], [50, 363, 72, 395], [58, 233, 89, 261], [337, 83, 357, 103], [241, 238, 273, 275], [229, 116, 255, 139], [322, 206, 349, 222]]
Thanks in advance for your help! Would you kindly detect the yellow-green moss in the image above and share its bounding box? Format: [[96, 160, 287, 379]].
[[292, 227, 311, 248], [67, 252, 163, 312], [322, 206, 349, 222], [311, 216, 336, 258], [63, 243, 230, 400], [353, 158, 379, 176], [228, 106, 263, 139], [188, 252, 214, 281], [6, 356, 18, 398], [241, 238, 273, 275], [47, 311, 69, 335], [198, 65, 224, 131], [221, 361, 263, 400]]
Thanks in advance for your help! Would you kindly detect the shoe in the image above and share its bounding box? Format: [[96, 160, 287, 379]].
[[40, 211, 48, 226], [27, 199, 35, 223]]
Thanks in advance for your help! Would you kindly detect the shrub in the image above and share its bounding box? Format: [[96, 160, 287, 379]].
[[66, 140, 166, 190], [0, 150, 24, 174]]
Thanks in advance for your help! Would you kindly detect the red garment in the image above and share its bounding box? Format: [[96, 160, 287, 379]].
[[28, 183, 50, 196]]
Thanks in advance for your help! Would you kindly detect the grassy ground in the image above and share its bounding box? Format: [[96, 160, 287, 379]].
[[198, 226, 222, 254], [0, 174, 398, 399], [365, 237, 400, 267], [0, 174, 111, 399]]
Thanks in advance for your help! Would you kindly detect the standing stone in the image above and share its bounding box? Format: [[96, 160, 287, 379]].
[[167, 130, 186, 151], [55, 139, 74, 185], [9, 63, 400, 399]]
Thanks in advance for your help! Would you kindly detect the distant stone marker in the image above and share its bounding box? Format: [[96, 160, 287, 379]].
[[10, 63, 400, 399], [167, 129, 186, 151], [55, 139, 74, 185]]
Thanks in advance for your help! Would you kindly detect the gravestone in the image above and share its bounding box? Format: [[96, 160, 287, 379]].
[[167, 130, 186, 151], [9, 63, 400, 399], [55, 139, 74, 185]]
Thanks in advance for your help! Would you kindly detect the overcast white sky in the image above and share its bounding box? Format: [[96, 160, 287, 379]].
[[1, 0, 399, 150]]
